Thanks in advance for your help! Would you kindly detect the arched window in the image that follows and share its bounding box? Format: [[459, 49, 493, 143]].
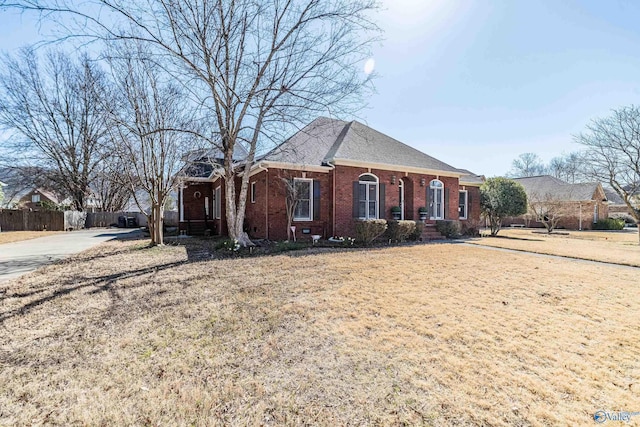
[[357, 173, 379, 219], [429, 179, 444, 219]]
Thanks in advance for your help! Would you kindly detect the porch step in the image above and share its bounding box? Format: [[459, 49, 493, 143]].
[[421, 224, 446, 241]]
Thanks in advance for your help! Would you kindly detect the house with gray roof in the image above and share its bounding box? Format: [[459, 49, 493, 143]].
[[505, 175, 608, 230], [178, 117, 483, 240]]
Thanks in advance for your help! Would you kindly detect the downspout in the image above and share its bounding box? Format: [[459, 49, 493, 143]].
[[579, 203, 582, 231], [326, 161, 336, 237]]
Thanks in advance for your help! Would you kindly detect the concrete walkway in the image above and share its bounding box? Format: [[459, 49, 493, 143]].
[[0, 228, 139, 284]]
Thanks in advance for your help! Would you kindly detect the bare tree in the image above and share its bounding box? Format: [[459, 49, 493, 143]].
[[548, 152, 586, 183], [91, 158, 132, 212], [4, 0, 379, 246], [528, 191, 569, 234], [0, 49, 109, 211], [508, 153, 547, 178], [280, 176, 301, 241], [105, 42, 197, 246], [575, 105, 640, 243]]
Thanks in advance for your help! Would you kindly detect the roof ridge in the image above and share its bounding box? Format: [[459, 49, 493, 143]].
[[323, 121, 353, 163]]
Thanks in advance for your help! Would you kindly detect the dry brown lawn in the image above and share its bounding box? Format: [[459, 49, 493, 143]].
[[471, 228, 640, 267], [0, 231, 61, 245], [1, 238, 639, 426]]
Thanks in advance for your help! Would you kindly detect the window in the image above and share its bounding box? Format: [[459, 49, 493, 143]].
[[204, 196, 210, 217], [459, 190, 468, 220], [213, 186, 221, 219], [358, 173, 378, 219], [32, 194, 40, 203], [250, 182, 256, 203], [293, 178, 312, 221], [593, 204, 599, 223]]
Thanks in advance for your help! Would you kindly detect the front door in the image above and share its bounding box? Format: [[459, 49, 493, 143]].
[[429, 180, 444, 220]]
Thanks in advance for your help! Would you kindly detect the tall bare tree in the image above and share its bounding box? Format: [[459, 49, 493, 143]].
[[548, 152, 585, 183], [91, 158, 133, 212], [4, 0, 379, 246], [527, 191, 570, 234], [508, 153, 547, 178], [575, 105, 640, 243], [105, 43, 196, 246], [0, 49, 109, 211]]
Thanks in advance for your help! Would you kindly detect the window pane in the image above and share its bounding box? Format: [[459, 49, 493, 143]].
[[359, 201, 366, 218], [295, 200, 310, 219], [360, 174, 377, 182], [368, 184, 377, 201], [369, 201, 376, 218], [359, 183, 366, 201]]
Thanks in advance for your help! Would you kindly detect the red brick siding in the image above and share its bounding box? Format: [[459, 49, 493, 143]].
[[180, 165, 482, 239]]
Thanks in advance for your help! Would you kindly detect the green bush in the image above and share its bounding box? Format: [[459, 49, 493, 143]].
[[435, 220, 461, 238], [593, 218, 625, 230], [386, 220, 416, 242], [354, 219, 387, 245], [409, 221, 425, 241]]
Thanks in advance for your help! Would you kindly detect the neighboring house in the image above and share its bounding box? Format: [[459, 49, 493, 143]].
[[605, 187, 639, 217], [18, 188, 64, 211], [178, 117, 483, 240], [505, 175, 608, 230]]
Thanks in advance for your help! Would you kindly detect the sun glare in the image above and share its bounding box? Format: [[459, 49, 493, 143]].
[[364, 58, 375, 75]]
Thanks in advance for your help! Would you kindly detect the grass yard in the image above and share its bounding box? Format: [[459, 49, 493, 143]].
[[1, 238, 639, 426], [0, 230, 61, 245], [471, 228, 640, 267]]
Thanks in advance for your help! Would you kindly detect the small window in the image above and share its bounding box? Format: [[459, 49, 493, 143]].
[[459, 190, 468, 220], [32, 194, 41, 203], [251, 182, 256, 203], [293, 178, 312, 221], [204, 196, 209, 217]]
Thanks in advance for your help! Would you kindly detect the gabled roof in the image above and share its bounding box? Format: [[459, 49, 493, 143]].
[[512, 175, 606, 202], [261, 117, 467, 176], [457, 169, 485, 185], [182, 145, 250, 179]]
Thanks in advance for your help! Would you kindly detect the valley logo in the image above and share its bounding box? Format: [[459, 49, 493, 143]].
[[594, 410, 640, 423]]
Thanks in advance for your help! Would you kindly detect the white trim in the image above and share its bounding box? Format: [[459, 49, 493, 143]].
[[179, 183, 184, 222], [248, 161, 331, 177], [459, 180, 482, 187], [459, 190, 468, 220], [399, 178, 405, 220], [293, 178, 313, 222], [332, 158, 464, 178], [429, 179, 444, 220], [214, 186, 221, 219]]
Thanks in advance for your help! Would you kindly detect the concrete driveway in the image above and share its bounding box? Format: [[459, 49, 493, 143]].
[[0, 228, 140, 284]]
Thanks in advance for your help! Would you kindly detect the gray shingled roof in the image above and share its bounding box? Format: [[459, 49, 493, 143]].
[[183, 145, 249, 178], [513, 176, 605, 201], [262, 117, 470, 175], [457, 169, 484, 185]]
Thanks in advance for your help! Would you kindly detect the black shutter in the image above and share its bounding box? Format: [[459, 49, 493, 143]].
[[467, 191, 472, 218], [379, 183, 386, 219], [353, 181, 359, 218], [313, 180, 321, 221], [426, 186, 431, 213], [444, 188, 450, 220]]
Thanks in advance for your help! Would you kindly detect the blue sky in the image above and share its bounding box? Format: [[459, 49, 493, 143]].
[[1, 0, 640, 176]]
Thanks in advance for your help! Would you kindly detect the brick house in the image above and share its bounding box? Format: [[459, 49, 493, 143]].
[[504, 175, 609, 230], [18, 188, 64, 211], [178, 117, 483, 240]]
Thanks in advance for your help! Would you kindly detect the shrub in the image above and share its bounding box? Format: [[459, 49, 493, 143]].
[[610, 213, 635, 225], [435, 220, 461, 238], [386, 220, 416, 242], [409, 221, 424, 241], [593, 218, 625, 230], [461, 219, 481, 237], [354, 219, 387, 245]]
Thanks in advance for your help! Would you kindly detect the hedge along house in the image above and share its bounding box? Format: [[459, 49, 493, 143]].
[[178, 117, 483, 240]]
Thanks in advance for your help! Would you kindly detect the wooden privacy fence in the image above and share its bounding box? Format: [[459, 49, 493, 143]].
[[0, 209, 65, 231], [0, 209, 179, 231], [85, 211, 179, 228]]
